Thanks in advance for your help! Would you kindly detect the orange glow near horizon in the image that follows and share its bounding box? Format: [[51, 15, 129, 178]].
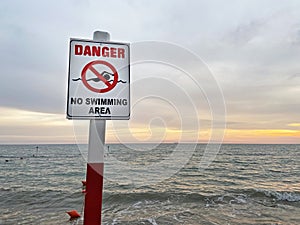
[[223, 129, 300, 144], [0, 107, 300, 144]]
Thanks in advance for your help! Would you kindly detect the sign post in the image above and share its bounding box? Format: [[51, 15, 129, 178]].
[[66, 31, 130, 225]]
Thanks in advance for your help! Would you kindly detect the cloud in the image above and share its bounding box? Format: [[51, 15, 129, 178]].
[[0, 107, 76, 144], [1, 0, 300, 143]]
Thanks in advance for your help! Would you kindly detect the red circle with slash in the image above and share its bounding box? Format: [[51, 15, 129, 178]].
[[81, 60, 118, 93]]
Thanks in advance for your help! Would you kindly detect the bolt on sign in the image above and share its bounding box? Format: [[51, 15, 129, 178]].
[[67, 39, 130, 120]]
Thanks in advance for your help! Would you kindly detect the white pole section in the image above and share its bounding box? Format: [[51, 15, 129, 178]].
[[88, 30, 110, 163]]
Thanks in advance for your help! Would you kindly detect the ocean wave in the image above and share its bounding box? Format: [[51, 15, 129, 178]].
[[254, 189, 300, 202], [103, 188, 300, 208]]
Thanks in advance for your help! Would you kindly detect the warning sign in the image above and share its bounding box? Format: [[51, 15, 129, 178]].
[[67, 39, 130, 120]]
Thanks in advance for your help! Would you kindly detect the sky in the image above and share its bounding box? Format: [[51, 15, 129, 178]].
[[0, 0, 300, 144]]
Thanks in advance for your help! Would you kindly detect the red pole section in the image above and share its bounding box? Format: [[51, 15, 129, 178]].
[[84, 120, 106, 225], [84, 163, 104, 224]]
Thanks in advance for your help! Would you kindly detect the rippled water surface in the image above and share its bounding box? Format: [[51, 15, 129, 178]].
[[0, 144, 299, 224]]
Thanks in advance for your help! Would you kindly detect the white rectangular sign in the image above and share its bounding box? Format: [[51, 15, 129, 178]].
[[67, 39, 130, 120]]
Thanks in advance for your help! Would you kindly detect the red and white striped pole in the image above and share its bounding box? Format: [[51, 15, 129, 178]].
[[84, 31, 110, 225]]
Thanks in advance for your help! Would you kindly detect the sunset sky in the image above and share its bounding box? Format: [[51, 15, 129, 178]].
[[0, 0, 299, 144]]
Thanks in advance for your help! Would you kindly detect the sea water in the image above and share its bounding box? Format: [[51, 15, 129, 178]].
[[0, 144, 299, 224]]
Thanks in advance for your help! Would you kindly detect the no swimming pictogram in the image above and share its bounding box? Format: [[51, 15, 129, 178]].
[[81, 60, 119, 93]]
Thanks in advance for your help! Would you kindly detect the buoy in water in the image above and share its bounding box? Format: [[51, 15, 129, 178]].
[[66, 210, 81, 219], [81, 189, 86, 194]]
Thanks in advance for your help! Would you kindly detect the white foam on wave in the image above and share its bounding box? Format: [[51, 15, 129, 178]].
[[263, 190, 300, 202], [111, 218, 118, 225], [173, 214, 182, 222], [132, 201, 143, 208], [229, 194, 248, 204], [147, 218, 158, 225]]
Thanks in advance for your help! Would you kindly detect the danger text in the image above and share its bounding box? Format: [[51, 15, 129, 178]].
[[75, 44, 125, 58]]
